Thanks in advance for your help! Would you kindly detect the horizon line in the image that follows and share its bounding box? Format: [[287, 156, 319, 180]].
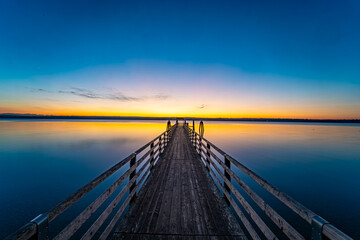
[[1, 113, 359, 123]]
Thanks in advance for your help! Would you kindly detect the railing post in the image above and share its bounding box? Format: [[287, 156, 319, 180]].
[[194, 134, 197, 150], [159, 135, 162, 153], [149, 142, 155, 170], [206, 143, 211, 171], [190, 129, 193, 145], [311, 216, 328, 240], [199, 136, 202, 156], [164, 133, 166, 147], [224, 154, 231, 206], [129, 154, 136, 204], [31, 214, 49, 240], [195, 135, 198, 152]]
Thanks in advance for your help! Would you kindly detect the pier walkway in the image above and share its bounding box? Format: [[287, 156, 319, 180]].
[[113, 125, 244, 239]]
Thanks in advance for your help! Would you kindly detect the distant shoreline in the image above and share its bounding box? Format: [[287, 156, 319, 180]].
[[1, 114, 359, 123]]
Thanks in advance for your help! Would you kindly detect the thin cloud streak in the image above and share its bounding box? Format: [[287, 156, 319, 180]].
[[30, 88, 51, 93], [31, 87, 169, 102]]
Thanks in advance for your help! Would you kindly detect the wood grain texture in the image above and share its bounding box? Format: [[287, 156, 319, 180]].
[[113, 125, 246, 240]]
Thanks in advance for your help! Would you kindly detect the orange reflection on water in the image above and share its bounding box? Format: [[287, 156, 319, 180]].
[[0, 120, 168, 151], [201, 121, 360, 152]]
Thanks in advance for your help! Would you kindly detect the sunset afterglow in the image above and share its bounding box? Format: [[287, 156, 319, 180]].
[[1, 1, 359, 119]]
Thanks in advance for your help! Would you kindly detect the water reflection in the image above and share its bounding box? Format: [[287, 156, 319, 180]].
[[1, 120, 359, 238]]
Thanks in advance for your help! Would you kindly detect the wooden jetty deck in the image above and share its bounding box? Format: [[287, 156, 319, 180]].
[[6, 121, 353, 240], [113, 125, 245, 239]]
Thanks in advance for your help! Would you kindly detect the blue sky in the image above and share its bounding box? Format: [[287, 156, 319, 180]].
[[1, 0, 359, 118]]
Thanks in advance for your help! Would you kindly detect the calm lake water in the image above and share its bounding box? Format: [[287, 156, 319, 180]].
[[0, 120, 359, 238]]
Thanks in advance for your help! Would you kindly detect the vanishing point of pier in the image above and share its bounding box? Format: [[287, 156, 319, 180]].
[[6, 121, 353, 240]]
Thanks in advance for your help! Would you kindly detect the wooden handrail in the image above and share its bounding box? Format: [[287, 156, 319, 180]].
[[53, 145, 155, 240], [99, 155, 154, 240], [186, 125, 352, 240], [199, 148, 278, 240], [207, 147, 304, 239], [80, 154, 152, 240], [207, 157, 261, 240], [6, 124, 177, 240], [194, 137, 305, 239]]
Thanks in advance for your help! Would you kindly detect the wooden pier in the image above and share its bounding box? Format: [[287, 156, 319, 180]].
[[113, 125, 244, 239], [6, 122, 353, 240]]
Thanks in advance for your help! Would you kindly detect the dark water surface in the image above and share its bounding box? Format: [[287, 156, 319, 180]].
[[0, 120, 359, 238]]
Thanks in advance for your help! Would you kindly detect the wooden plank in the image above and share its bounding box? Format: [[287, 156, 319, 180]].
[[187, 158, 206, 235], [190, 161, 218, 236], [112, 233, 245, 239], [169, 159, 181, 234], [136, 141, 174, 233], [117, 133, 175, 236], [113, 126, 245, 239], [154, 153, 175, 233]]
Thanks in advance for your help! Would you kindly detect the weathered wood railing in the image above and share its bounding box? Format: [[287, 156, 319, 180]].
[[185, 125, 352, 240], [6, 124, 177, 240]]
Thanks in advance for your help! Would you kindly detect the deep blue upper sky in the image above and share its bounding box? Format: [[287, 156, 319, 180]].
[[0, 0, 359, 118], [1, 0, 359, 80]]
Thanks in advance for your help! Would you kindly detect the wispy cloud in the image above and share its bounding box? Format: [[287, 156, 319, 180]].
[[31, 87, 169, 102], [58, 88, 109, 100], [30, 88, 52, 93]]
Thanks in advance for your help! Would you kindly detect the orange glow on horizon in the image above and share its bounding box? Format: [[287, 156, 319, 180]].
[[1, 108, 359, 120], [1, 94, 359, 120]]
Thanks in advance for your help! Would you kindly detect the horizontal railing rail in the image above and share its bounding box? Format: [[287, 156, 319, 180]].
[[185, 125, 352, 240], [6, 124, 177, 240]]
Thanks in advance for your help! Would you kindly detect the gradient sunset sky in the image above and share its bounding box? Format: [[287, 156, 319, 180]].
[[1, 0, 359, 119]]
